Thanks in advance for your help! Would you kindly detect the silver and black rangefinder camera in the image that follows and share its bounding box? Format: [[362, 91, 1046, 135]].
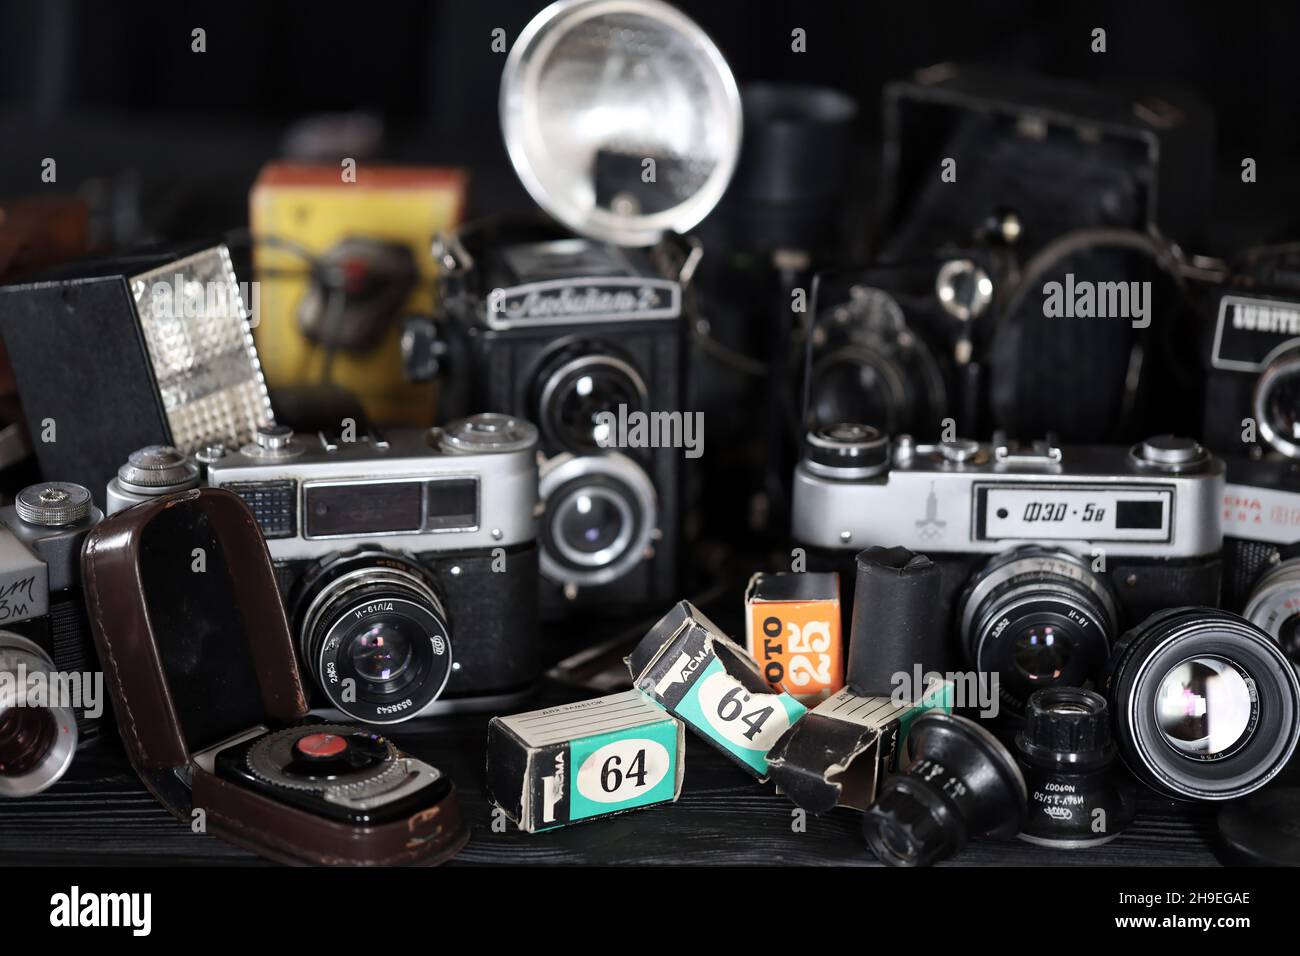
[[203, 413, 541, 724], [792, 425, 1225, 709]]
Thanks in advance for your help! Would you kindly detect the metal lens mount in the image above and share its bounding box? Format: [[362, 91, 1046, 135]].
[[501, 0, 742, 247], [539, 452, 657, 588]]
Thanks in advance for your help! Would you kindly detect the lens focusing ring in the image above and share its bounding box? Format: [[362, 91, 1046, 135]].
[[1107, 608, 1300, 801], [1243, 557, 1300, 652]]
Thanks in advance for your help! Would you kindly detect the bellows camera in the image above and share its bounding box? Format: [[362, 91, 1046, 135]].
[[435, 0, 741, 618], [793, 426, 1224, 710], [202, 413, 541, 723]]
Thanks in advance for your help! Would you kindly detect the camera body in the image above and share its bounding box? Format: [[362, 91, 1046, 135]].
[[438, 222, 685, 617], [792, 427, 1224, 706], [0, 482, 103, 737], [206, 414, 541, 722], [1200, 283, 1300, 459]]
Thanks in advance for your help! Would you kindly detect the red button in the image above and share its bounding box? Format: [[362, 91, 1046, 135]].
[[296, 733, 348, 758]]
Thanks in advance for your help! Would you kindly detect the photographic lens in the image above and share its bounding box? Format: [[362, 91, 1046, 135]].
[[1254, 351, 1300, 459], [1107, 608, 1300, 801], [0, 633, 78, 798], [1012, 623, 1072, 682], [809, 351, 909, 433], [536, 350, 649, 454], [1014, 687, 1134, 848], [539, 453, 656, 588], [1154, 657, 1255, 759], [557, 490, 628, 559], [959, 546, 1119, 712], [1242, 557, 1300, 664], [295, 551, 453, 725], [862, 712, 1025, 867], [349, 624, 413, 684]]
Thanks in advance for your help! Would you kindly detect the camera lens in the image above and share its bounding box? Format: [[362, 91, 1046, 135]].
[[1107, 608, 1300, 801], [557, 489, 628, 559], [535, 348, 649, 454], [349, 623, 413, 684], [959, 546, 1119, 712], [1254, 351, 1300, 459], [1014, 687, 1135, 848], [809, 288, 947, 436], [539, 454, 656, 588], [0, 633, 78, 798], [1242, 556, 1300, 664], [295, 551, 453, 725], [1154, 657, 1255, 759]]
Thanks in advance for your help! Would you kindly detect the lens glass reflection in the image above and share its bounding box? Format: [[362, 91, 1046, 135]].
[[1156, 656, 1255, 759]]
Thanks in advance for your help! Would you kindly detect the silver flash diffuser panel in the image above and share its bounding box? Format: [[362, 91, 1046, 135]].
[[501, 0, 742, 247]]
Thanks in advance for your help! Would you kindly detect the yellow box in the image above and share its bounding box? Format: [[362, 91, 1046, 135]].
[[249, 163, 467, 425]]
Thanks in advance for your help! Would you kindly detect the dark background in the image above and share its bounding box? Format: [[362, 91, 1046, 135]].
[[2, 0, 1300, 249]]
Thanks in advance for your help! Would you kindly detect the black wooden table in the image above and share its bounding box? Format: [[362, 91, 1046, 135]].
[[0, 674, 1224, 867]]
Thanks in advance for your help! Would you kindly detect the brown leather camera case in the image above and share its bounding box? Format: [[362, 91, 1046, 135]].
[[81, 487, 468, 866]]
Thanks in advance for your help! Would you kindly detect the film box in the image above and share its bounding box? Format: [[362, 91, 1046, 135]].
[[766, 682, 953, 814], [628, 601, 808, 781], [486, 690, 684, 833], [744, 571, 843, 706]]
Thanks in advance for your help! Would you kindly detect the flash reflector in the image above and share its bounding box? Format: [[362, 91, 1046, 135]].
[[501, 0, 742, 247]]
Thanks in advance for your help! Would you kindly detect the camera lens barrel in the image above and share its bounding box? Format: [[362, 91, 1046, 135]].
[[1015, 687, 1135, 847], [959, 546, 1119, 713], [1107, 607, 1300, 801], [295, 551, 454, 725], [862, 712, 1025, 867], [847, 546, 946, 697], [0, 632, 78, 798], [1242, 556, 1300, 664]]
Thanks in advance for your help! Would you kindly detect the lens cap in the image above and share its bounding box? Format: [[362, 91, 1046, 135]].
[[1216, 787, 1300, 866]]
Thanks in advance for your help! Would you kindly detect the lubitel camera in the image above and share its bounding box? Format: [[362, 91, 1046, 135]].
[[433, 0, 741, 619]]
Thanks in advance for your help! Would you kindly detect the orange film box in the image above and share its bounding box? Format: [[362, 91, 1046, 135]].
[[744, 572, 843, 705]]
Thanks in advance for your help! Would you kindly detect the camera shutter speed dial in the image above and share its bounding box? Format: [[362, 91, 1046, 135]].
[[1132, 435, 1208, 472]]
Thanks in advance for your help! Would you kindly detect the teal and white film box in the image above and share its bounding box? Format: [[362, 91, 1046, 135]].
[[486, 690, 684, 833], [627, 600, 808, 781]]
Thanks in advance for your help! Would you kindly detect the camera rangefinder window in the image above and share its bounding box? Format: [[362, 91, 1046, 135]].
[[303, 477, 478, 538]]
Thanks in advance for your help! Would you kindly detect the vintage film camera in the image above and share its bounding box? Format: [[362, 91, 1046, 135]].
[[0, 482, 104, 738], [434, 0, 740, 618], [842, 65, 1213, 444], [1196, 246, 1300, 459], [792, 426, 1224, 709], [158, 413, 544, 724]]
